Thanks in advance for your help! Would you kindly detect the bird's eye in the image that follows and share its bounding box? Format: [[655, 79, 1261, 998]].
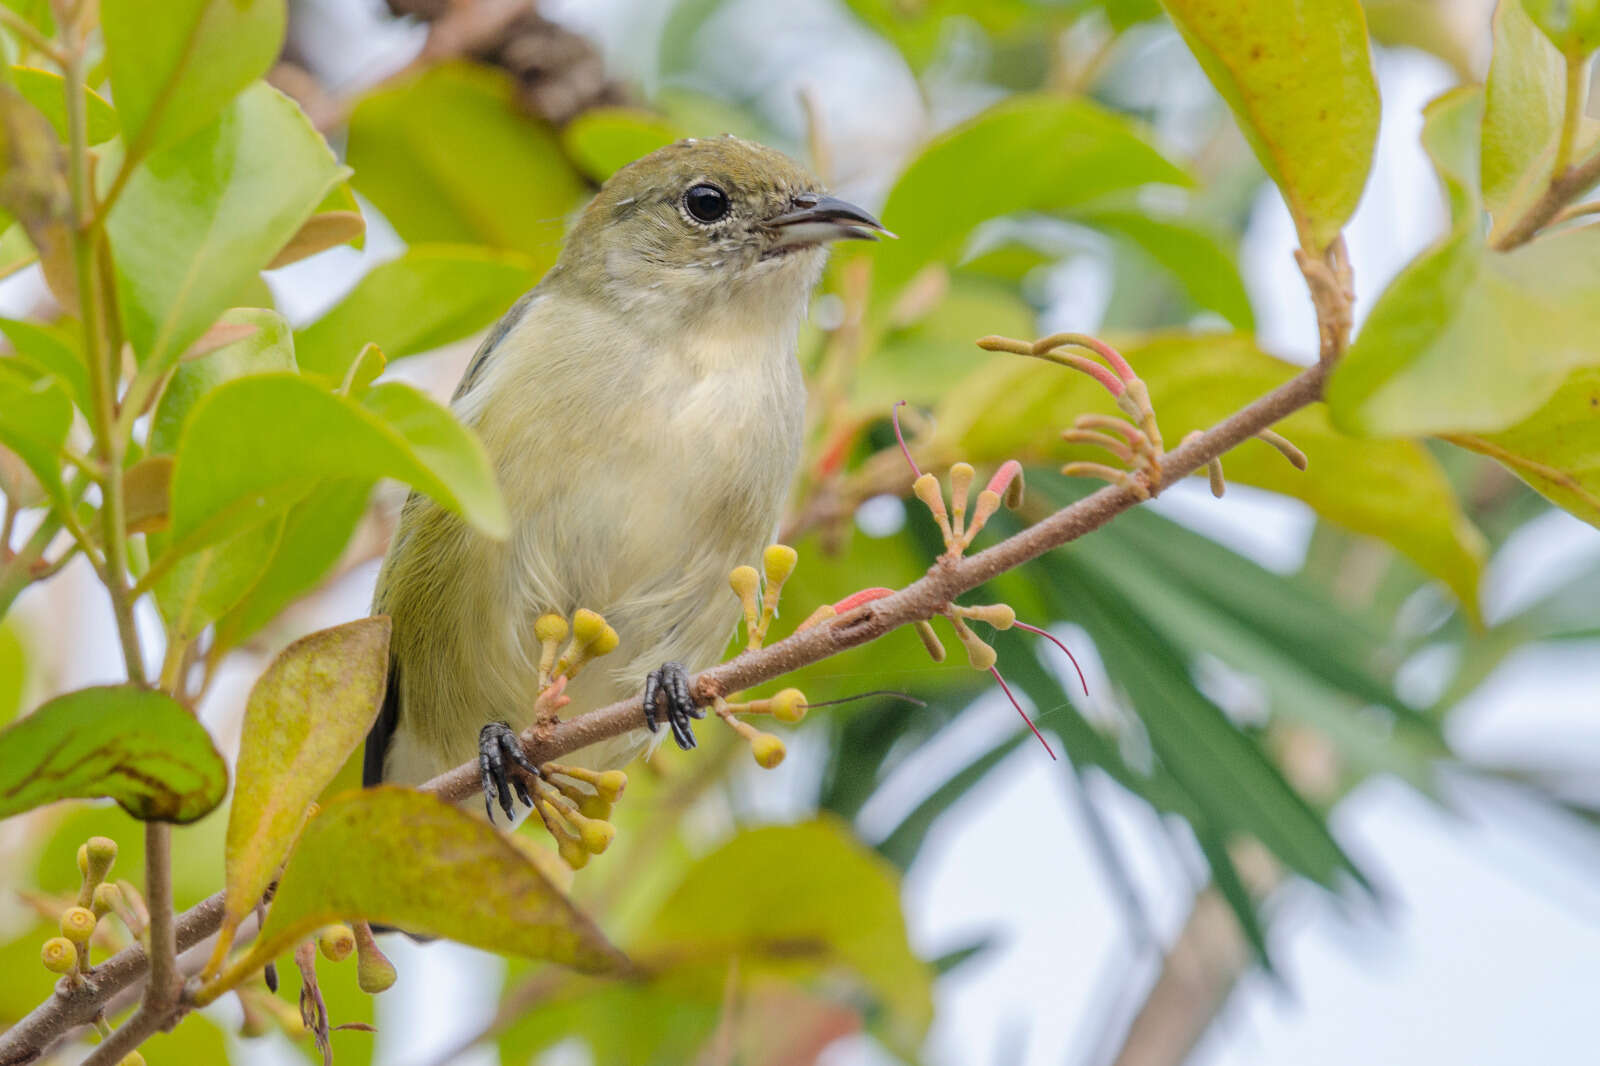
[[684, 183, 730, 224]]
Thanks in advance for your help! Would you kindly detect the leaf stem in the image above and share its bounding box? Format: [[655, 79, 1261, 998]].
[[0, 8, 68, 65], [1553, 50, 1589, 178]]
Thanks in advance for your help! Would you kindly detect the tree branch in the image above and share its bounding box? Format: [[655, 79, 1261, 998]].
[[0, 358, 1329, 1064], [1493, 144, 1600, 251]]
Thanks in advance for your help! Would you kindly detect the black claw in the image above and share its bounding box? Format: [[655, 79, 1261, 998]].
[[478, 721, 539, 824], [643, 661, 701, 751]]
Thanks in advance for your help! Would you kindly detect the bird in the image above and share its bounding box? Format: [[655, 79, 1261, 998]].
[[362, 134, 889, 822]]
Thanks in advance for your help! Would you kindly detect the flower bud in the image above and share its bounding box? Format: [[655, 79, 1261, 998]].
[[571, 608, 606, 646], [355, 931, 397, 994], [534, 612, 569, 644], [41, 936, 76, 974], [948, 462, 975, 530], [762, 544, 797, 589], [578, 818, 616, 855], [750, 732, 786, 769], [576, 792, 613, 822], [796, 604, 835, 632], [317, 924, 355, 963], [589, 624, 620, 658], [557, 836, 590, 870], [84, 837, 118, 883], [595, 770, 627, 803], [59, 907, 96, 946], [769, 688, 807, 724], [729, 564, 760, 602], [91, 882, 122, 919], [914, 619, 947, 663], [959, 603, 1016, 629]]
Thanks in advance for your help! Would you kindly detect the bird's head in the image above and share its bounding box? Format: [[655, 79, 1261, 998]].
[[553, 135, 889, 325]]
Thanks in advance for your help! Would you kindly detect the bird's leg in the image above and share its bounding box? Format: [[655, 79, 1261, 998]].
[[478, 721, 540, 823], [643, 660, 704, 750]]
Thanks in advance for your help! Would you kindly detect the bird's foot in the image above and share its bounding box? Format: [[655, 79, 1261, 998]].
[[478, 720, 540, 823], [643, 661, 704, 750]]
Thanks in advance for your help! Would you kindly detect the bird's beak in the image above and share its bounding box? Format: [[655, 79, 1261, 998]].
[[766, 194, 895, 251]]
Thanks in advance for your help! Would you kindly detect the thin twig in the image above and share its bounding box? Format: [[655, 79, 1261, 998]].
[[1493, 143, 1600, 250]]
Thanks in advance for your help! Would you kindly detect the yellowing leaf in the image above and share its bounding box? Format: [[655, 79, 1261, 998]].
[[1445, 366, 1600, 527], [636, 820, 932, 1050], [102, 0, 286, 157], [0, 685, 226, 823], [213, 788, 628, 991], [1158, 0, 1379, 251], [213, 618, 391, 966], [942, 331, 1487, 614]]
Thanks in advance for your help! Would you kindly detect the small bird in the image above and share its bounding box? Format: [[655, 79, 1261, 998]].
[[362, 135, 888, 820]]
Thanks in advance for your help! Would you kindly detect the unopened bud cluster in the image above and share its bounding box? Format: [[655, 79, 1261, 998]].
[[712, 691, 804, 769], [41, 836, 126, 981], [535, 608, 620, 690], [533, 763, 628, 869], [913, 459, 1024, 558], [729, 544, 798, 652]]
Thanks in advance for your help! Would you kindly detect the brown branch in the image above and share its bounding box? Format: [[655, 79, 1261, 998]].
[[0, 359, 1329, 1064], [1492, 145, 1600, 251]]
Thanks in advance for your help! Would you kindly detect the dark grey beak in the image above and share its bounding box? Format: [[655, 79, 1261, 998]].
[[767, 193, 895, 250]]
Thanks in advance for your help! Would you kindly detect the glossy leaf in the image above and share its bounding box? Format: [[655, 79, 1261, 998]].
[[1445, 365, 1600, 527], [215, 618, 391, 959], [101, 0, 286, 156], [1331, 89, 1600, 436], [8, 67, 118, 144], [166, 373, 507, 556], [107, 83, 343, 373], [940, 330, 1487, 614], [867, 94, 1190, 301], [0, 361, 69, 509], [562, 107, 684, 181], [1158, 0, 1379, 251], [295, 245, 542, 380], [1482, 0, 1565, 222], [220, 788, 628, 985], [345, 63, 586, 263], [637, 820, 933, 1047], [0, 685, 226, 822]]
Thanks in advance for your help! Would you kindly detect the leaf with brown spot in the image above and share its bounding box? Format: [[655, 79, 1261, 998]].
[[0, 685, 227, 823], [211, 788, 628, 992], [211, 617, 392, 968]]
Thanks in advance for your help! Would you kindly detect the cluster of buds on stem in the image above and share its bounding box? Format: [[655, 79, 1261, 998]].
[[728, 544, 799, 652], [39, 836, 139, 986], [528, 762, 628, 869]]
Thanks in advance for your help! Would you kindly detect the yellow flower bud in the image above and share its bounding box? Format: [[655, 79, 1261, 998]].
[[84, 837, 117, 881], [729, 564, 760, 603], [959, 603, 1016, 629], [534, 612, 569, 644], [576, 792, 613, 821], [41, 936, 76, 974], [915, 619, 947, 662], [557, 836, 590, 870], [318, 924, 355, 963], [770, 688, 807, 724], [91, 882, 122, 919], [948, 462, 975, 533], [595, 770, 627, 803], [571, 608, 606, 646], [59, 907, 96, 946], [578, 818, 616, 855], [750, 732, 786, 769], [762, 544, 798, 588], [589, 624, 620, 658], [76, 844, 88, 878]]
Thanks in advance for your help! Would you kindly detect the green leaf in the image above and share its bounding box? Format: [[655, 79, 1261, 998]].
[[294, 245, 542, 380], [148, 307, 296, 456], [1071, 207, 1255, 329], [1482, 0, 1566, 222], [867, 94, 1190, 302], [107, 82, 343, 373], [8, 67, 118, 144], [0, 316, 86, 411], [0, 360, 69, 509], [0, 685, 227, 822], [101, 0, 286, 157], [152, 517, 285, 640], [637, 820, 933, 1049], [214, 479, 374, 648], [1445, 365, 1600, 527], [0, 620, 24, 725], [1521, 0, 1600, 53], [215, 618, 391, 960], [939, 330, 1487, 614], [166, 372, 508, 556], [561, 107, 684, 182], [219, 787, 628, 985], [0, 222, 35, 279], [345, 63, 586, 263], [1157, 0, 1379, 251], [1330, 89, 1600, 437], [267, 180, 366, 269]]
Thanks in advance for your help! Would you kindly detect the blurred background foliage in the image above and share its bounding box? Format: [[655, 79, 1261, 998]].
[[2, 0, 1598, 1063]]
